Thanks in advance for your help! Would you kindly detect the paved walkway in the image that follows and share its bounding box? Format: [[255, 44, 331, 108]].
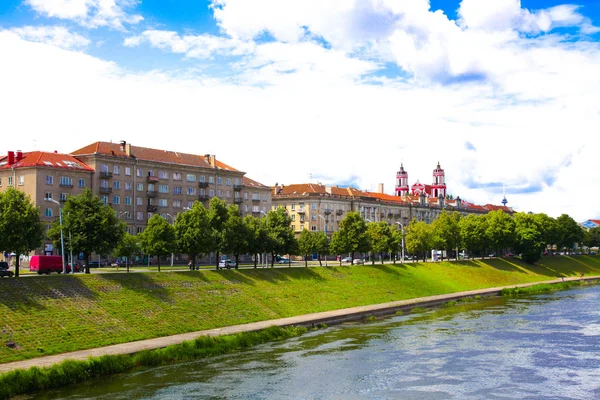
[[0, 276, 596, 374]]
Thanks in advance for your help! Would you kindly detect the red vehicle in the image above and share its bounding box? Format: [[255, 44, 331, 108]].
[[29, 255, 67, 274]]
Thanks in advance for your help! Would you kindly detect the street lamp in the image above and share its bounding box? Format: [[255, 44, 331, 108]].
[[395, 221, 405, 264], [260, 211, 268, 268], [166, 213, 175, 272], [317, 215, 327, 266], [45, 197, 66, 274]]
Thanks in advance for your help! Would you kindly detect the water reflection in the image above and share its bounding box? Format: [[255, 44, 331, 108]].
[[31, 286, 600, 400]]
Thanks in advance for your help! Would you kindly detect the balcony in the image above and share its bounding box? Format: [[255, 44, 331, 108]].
[[336, 209, 344, 216], [146, 205, 158, 212], [146, 190, 158, 198], [324, 209, 332, 215], [251, 197, 260, 202], [99, 171, 113, 179], [198, 194, 210, 201], [234, 197, 243, 204], [99, 187, 113, 194], [59, 183, 73, 188], [198, 181, 209, 188], [233, 184, 244, 191], [146, 175, 159, 183], [252, 209, 261, 214], [297, 208, 306, 214]]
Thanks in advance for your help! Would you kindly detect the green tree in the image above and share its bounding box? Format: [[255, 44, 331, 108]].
[[208, 197, 229, 268], [138, 214, 176, 272], [48, 189, 125, 274], [513, 212, 545, 264], [388, 227, 403, 264], [556, 214, 584, 254], [175, 202, 213, 269], [405, 220, 432, 262], [313, 231, 329, 266], [329, 212, 369, 264], [0, 188, 44, 277], [486, 210, 515, 256], [458, 214, 488, 257], [297, 230, 329, 267], [112, 233, 140, 273], [244, 215, 267, 268], [265, 208, 296, 267], [533, 213, 558, 254], [222, 205, 249, 268], [367, 221, 393, 264], [583, 228, 600, 251], [430, 211, 461, 260]]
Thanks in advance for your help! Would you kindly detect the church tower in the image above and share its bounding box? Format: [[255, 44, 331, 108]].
[[431, 162, 446, 198], [395, 164, 409, 196]]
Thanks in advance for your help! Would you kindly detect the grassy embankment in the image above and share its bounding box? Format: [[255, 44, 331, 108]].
[[1, 255, 599, 365]]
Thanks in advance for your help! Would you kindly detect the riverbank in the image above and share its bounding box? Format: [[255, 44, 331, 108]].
[[1, 256, 599, 366]]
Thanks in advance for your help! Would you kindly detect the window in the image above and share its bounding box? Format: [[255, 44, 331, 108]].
[[113, 196, 120, 205], [125, 167, 131, 176], [60, 193, 68, 201], [252, 206, 260, 212], [45, 208, 53, 217], [173, 199, 181, 208], [158, 199, 168, 207], [217, 177, 223, 185], [136, 212, 143, 221], [252, 193, 260, 201], [147, 183, 154, 192], [113, 181, 120, 190], [18, 176, 24, 185], [187, 187, 196, 195], [127, 226, 132, 234], [244, 192, 248, 200], [60, 176, 73, 186], [137, 197, 143, 206], [209, 189, 215, 197], [100, 164, 108, 173], [136, 183, 144, 191], [226, 190, 231, 198], [172, 172, 182, 181], [78, 178, 85, 188], [199, 188, 205, 196], [312, 215, 317, 220], [158, 184, 169, 193], [209, 176, 214, 184], [226, 178, 231, 186], [136, 168, 143, 177], [186, 174, 196, 182], [45, 192, 52, 200], [100, 180, 108, 189], [244, 205, 248, 212], [234, 178, 240, 185], [46, 175, 53, 185], [113, 165, 120, 175], [148, 212, 154, 219], [125, 181, 132, 191], [292, 214, 296, 221], [147, 169, 154, 177], [7, 176, 12, 186], [292, 225, 295, 231], [291, 204, 295, 210], [125, 196, 131, 205], [0, 177, 2, 186], [159, 171, 169, 179], [173, 186, 182, 195], [101, 196, 108, 204], [262, 193, 267, 201], [217, 189, 223, 198], [186, 201, 194, 208], [311, 226, 317, 231], [311, 203, 317, 210]]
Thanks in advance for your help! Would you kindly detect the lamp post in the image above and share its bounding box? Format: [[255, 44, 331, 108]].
[[45, 197, 66, 274], [318, 215, 327, 266], [260, 211, 268, 268], [396, 221, 405, 264], [166, 213, 175, 272]]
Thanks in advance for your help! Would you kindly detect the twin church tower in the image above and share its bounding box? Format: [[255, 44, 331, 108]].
[[394, 162, 447, 198]]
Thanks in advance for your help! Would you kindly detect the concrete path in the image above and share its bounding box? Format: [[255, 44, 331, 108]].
[[0, 276, 596, 374]]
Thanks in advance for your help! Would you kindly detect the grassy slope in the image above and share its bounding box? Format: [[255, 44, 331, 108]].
[[1, 255, 599, 364]]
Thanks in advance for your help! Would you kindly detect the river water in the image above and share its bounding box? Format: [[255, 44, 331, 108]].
[[31, 285, 600, 400]]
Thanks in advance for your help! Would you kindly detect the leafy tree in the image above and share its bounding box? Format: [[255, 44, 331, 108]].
[[459, 214, 488, 257], [265, 208, 296, 267], [298, 230, 329, 267], [0, 188, 44, 277], [405, 220, 432, 262], [208, 197, 229, 268], [388, 227, 403, 264], [313, 231, 329, 266], [533, 213, 558, 254], [175, 202, 213, 269], [113, 233, 140, 273], [367, 221, 393, 264], [583, 228, 600, 251], [222, 205, 249, 268], [48, 189, 125, 274], [556, 214, 584, 254], [486, 210, 515, 256], [329, 212, 369, 263], [513, 212, 545, 264], [430, 211, 461, 260], [138, 214, 176, 272], [244, 215, 267, 268]]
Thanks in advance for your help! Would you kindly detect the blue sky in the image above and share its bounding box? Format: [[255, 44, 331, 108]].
[[1, 0, 599, 220]]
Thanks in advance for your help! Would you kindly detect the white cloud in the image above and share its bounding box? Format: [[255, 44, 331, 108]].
[[10, 26, 90, 49], [25, 0, 143, 30]]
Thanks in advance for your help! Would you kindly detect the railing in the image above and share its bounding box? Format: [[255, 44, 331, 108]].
[[99, 171, 113, 178], [233, 184, 244, 191], [198, 194, 210, 201], [146, 176, 159, 183], [146, 205, 158, 212], [297, 208, 305, 213], [146, 190, 158, 198], [336, 209, 343, 216], [251, 197, 260, 202], [234, 197, 243, 204], [198, 182, 209, 188], [59, 183, 73, 188], [99, 187, 112, 194], [324, 209, 332, 215]]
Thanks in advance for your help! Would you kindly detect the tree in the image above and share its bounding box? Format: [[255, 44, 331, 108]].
[[486, 210, 515, 256], [583, 227, 600, 251], [430, 211, 461, 260], [329, 212, 369, 263], [459, 214, 488, 257], [138, 214, 176, 272], [265, 208, 296, 267], [367, 221, 393, 264], [48, 189, 125, 274], [244, 215, 267, 268], [208, 197, 229, 268], [0, 188, 44, 277], [533, 213, 558, 254], [513, 212, 545, 264], [222, 205, 249, 268], [298, 230, 329, 267], [556, 214, 584, 254], [388, 227, 403, 264], [405, 220, 432, 262], [113, 233, 140, 273], [175, 202, 213, 269]]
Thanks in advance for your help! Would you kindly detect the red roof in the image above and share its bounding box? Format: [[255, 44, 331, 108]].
[[0, 151, 94, 172]]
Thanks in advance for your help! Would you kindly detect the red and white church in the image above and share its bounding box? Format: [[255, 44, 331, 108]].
[[395, 162, 447, 198]]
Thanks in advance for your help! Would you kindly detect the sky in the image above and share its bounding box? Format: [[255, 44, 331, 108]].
[[1, 0, 599, 221]]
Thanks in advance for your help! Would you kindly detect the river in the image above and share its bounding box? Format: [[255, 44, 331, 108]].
[[30, 285, 600, 399]]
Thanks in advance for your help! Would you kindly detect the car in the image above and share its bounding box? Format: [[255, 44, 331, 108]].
[[278, 258, 290, 264], [88, 260, 102, 268], [0, 261, 14, 278], [341, 256, 352, 263], [218, 259, 236, 269], [111, 260, 134, 267], [352, 259, 364, 265], [591, 251, 597, 255]]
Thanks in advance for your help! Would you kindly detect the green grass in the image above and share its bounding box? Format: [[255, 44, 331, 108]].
[[0, 325, 307, 400], [0, 256, 598, 365]]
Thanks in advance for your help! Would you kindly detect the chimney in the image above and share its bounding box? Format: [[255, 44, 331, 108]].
[[377, 183, 384, 194], [7, 151, 14, 165], [204, 154, 216, 167], [126, 143, 132, 157], [16, 151, 23, 162], [120, 141, 126, 152]]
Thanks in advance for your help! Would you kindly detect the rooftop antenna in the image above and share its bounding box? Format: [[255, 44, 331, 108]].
[[502, 184, 508, 206]]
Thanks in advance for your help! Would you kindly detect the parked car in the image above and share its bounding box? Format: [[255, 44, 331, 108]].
[[88, 260, 102, 268], [218, 259, 236, 269], [278, 258, 290, 264], [0, 261, 14, 278], [111, 260, 134, 267], [352, 258, 364, 265], [341, 256, 352, 262]]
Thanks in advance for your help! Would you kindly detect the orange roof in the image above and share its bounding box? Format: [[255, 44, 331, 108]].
[[71, 141, 241, 173], [243, 176, 268, 189], [0, 151, 94, 172]]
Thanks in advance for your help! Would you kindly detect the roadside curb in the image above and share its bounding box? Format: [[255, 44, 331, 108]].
[[1, 276, 597, 374]]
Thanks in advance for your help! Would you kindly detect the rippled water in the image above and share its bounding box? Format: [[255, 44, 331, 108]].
[[33, 285, 600, 399]]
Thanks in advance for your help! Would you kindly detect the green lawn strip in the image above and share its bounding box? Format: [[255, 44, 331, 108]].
[[0, 256, 598, 364], [0, 325, 308, 400]]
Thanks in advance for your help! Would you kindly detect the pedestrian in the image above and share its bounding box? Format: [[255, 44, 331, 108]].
[[188, 260, 193, 271]]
